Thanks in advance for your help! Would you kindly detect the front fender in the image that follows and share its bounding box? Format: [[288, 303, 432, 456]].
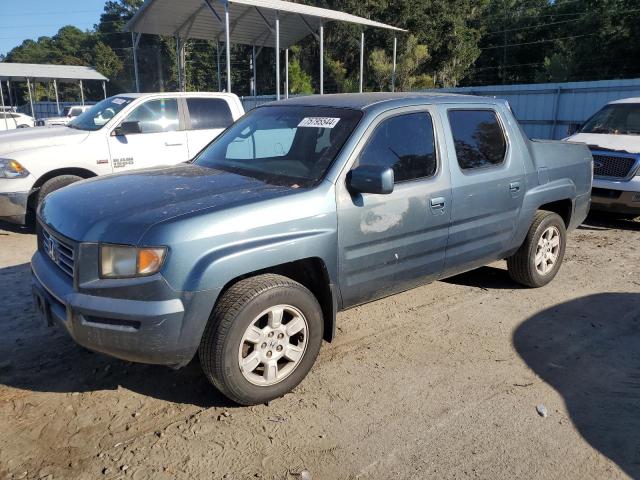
[[185, 228, 339, 292]]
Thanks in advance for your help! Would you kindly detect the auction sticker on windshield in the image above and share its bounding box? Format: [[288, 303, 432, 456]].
[[112, 98, 129, 105], [298, 117, 341, 129]]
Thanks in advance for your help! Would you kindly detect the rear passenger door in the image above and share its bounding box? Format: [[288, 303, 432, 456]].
[[440, 105, 525, 275], [337, 107, 452, 307], [183, 97, 235, 157]]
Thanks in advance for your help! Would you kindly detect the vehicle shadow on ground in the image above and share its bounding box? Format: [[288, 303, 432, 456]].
[[0, 220, 34, 235], [513, 293, 640, 478], [579, 212, 640, 232], [443, 265, 522, 290], [0, 262, 235, 409]]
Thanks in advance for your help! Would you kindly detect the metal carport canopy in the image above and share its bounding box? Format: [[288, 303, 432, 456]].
[[125, 0, 405, 48], [125, 0, 406, 98], [0, 63, 108, 82], [0, 63, 109, 123]]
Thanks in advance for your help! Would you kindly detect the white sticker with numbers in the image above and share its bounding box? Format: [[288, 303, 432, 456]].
[[298, 117, 341, 129]]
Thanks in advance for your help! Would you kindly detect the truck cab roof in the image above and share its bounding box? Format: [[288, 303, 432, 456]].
[[272, 92, 508, 111]]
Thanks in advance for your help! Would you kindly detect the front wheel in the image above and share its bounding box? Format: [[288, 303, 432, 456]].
[[199, 274, 324, 405], [507, 210, 567, 288]]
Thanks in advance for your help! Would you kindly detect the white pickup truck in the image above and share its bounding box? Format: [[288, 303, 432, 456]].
[[0, 92, 245, 224], [566, 97, 640, 217], [36, 105, 92, 127]]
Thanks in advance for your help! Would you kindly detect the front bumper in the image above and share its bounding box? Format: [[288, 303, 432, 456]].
[[31, 249, 217, 367], [0, 191, 28, 224], [591, 177, 640, 215]]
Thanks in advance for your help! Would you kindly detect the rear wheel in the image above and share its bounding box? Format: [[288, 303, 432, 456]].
[[199, 274, 323, 405], [507, 210, 567, 288]]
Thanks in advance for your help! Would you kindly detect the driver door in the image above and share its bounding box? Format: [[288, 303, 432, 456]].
[[107, 97, 189, 172]]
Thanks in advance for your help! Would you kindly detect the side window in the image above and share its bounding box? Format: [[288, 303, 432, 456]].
[[186, 98, 234, 130], [357, 112, 437, 183], [125, 98, 180, 134], [449, 110, 507, 170]]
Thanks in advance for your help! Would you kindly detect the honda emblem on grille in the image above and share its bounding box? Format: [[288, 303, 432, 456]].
[[593, 160, 604, 169], [47, 239, 58, 263]]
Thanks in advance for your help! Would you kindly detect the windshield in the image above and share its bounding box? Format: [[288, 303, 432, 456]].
[[580, 103, 640, 135], [194, 105, 363, 187], [68, 96, 134, 131]]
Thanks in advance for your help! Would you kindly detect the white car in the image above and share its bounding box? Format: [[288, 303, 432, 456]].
[[36, 105, 92, 127], [0, 111, 35, 131], [566, 97, 640, 217], [0, 92, 245, 224]]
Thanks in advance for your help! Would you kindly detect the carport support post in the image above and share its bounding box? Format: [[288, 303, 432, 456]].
[[26, 78, 35, 120], [176, 37, 186, 92], [53, 79, 60, 114], [7, 80, 13, 108], [102, 81, 107, 100], [319, 23, 324, 95], [252, 44, 257, 97], [216, 41, 222, 92], [359, 31, 364, 93], [79, 80, 85, 106], [285, 48, 289, 99], [391, 36, 397, 92], [0, 82, 8, 131], [131, 32, 141, 93], [275, 11, 280, 101], [224, 2, 231, 93]]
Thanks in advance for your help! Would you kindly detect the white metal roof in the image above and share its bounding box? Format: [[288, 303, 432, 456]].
[[0, 63, 108, 82], [125, 0, 406, 48]]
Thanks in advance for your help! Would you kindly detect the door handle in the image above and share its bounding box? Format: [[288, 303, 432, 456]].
[[509, 182, 521, 197], [165, 142, 184, 147], [430, 197, 446, 209]]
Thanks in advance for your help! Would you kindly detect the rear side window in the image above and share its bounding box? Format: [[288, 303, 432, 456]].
[[449, 110, 507, 170], [357, 112, 437, 182], [187, 98, 234, 130]]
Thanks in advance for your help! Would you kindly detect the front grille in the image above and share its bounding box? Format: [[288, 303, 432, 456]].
[[40, 226, 75, 278], [592, 154, 637, 178]]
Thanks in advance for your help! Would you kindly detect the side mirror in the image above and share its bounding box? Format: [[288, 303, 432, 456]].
[[348, 165, 394, 195], [113, 121, 141, 136], [567, 122, 582, 136]]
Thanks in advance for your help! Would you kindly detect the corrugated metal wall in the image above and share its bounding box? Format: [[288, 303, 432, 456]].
[[430, 78, 640, 140], [17, 101, 95, 120]]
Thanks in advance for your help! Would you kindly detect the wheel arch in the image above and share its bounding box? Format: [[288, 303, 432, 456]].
[[215, 257, 338, 343], [28, 167, 98, 210]]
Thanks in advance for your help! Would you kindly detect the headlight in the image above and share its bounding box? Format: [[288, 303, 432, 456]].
[[0, 159, 30, 179], [100, 245, 167, 279]]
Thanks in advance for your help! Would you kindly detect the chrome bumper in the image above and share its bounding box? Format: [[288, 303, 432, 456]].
[[0, 191, 28, 224]]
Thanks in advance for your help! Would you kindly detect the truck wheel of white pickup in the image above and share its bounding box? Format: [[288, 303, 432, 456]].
[[37, 175, 83, 210], [199, 274, 324, 406], [507, 210, 567, 288]]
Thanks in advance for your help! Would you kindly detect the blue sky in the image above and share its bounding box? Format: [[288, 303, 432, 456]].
[[0, 0, 107, 56]]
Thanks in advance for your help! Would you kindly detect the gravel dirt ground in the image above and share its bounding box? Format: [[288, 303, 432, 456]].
[[0, 214, 639, 480]]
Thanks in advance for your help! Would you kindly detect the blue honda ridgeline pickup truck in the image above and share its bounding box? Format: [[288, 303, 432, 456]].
[[32, 93, 592, 405]]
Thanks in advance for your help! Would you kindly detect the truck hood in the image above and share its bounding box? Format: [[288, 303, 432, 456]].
[[39, 163, 302, 245], [567, 133, 640, 154], [0, 126, 89, 155]]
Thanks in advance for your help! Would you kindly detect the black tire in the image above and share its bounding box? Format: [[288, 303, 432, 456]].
[[507, 210, 567, 288], [37, 175, 82, 206], [199, 274, 324, 406]]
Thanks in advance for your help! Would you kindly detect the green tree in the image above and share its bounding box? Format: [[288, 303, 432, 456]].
[[370, 35, 434, 91]]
